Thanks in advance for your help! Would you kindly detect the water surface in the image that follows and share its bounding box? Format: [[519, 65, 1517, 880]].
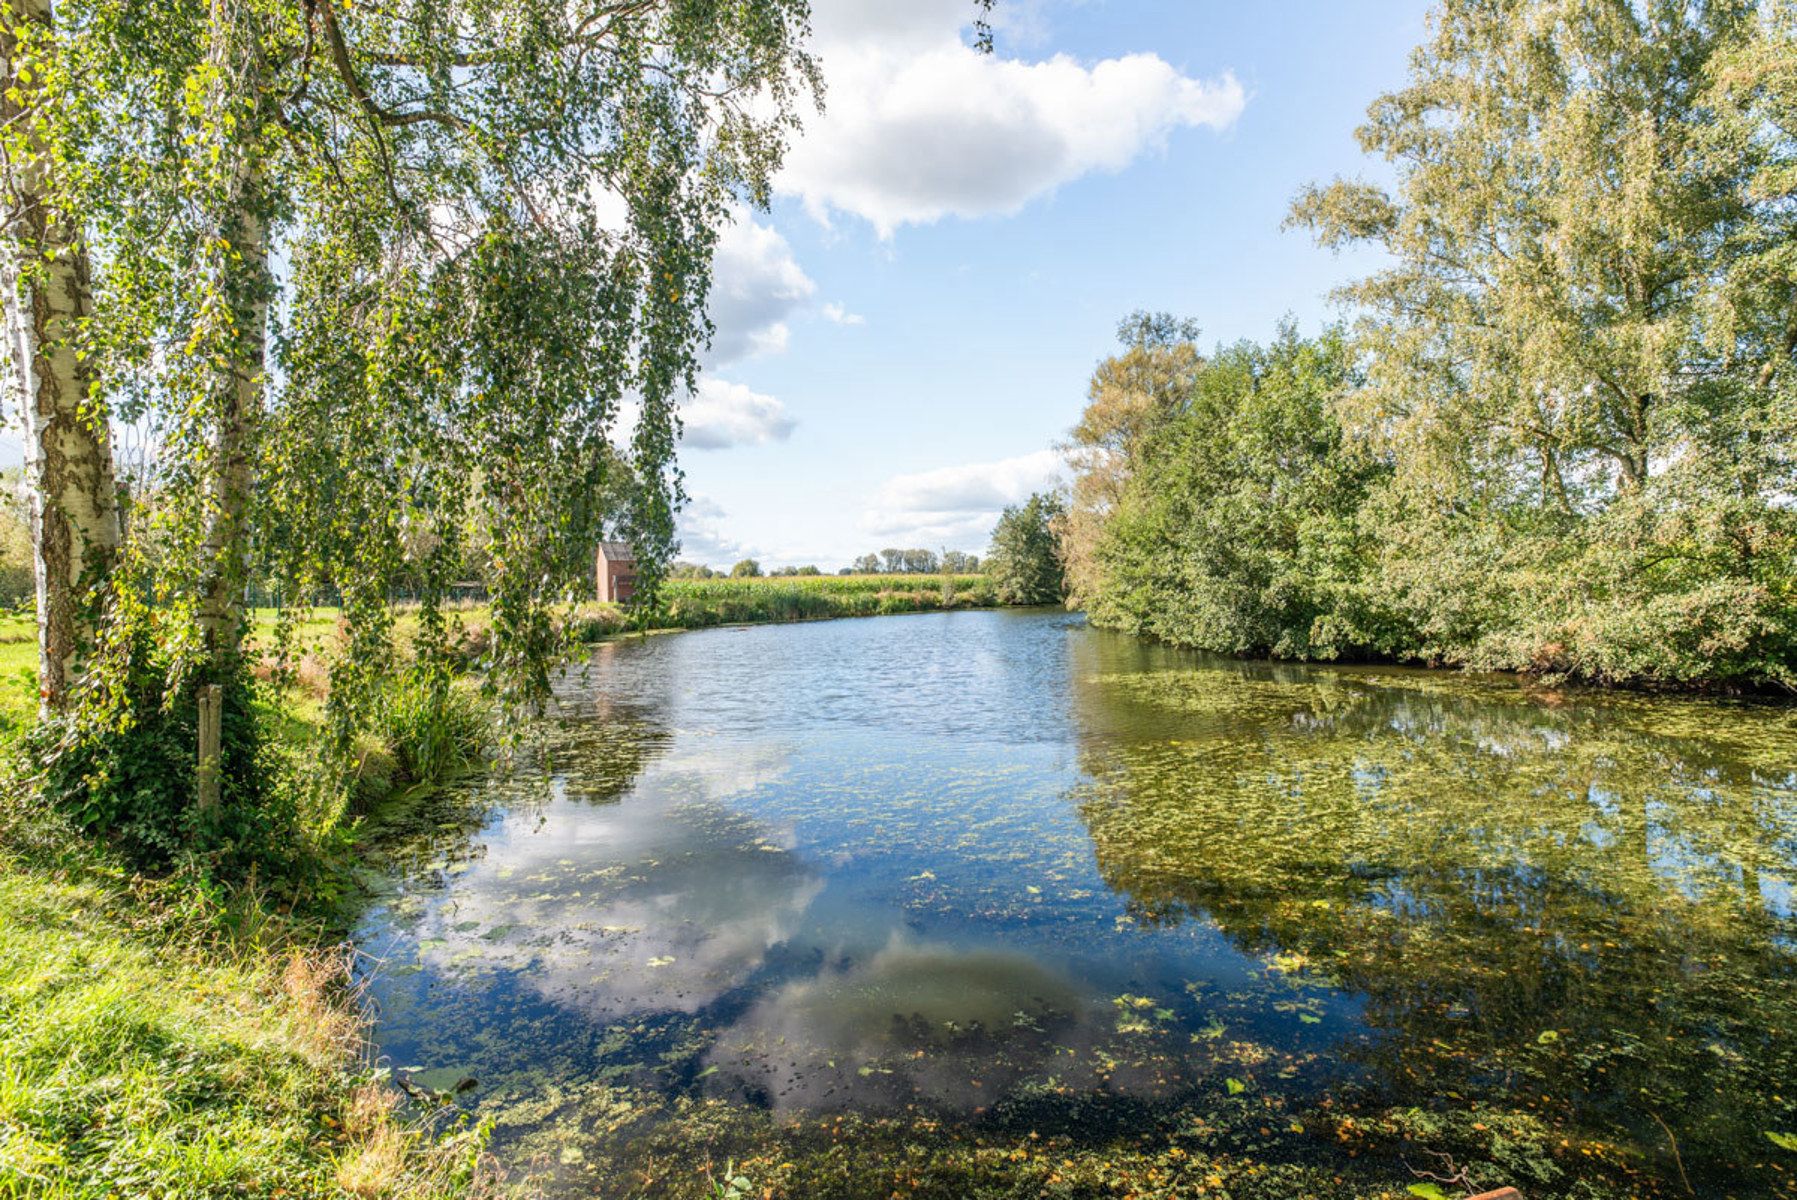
[[357, 610, 1797, 1198]]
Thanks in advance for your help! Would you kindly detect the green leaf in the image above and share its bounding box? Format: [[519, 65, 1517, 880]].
[[1225, 1077, 1246, 1095], [1407, 1185, 1451, 1200], [1536, 1029, 1560, 1044], [1767, 1131, 1797, 1151]]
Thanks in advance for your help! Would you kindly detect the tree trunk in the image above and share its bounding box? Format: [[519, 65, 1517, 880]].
[[193, 181, 266, 675], [193, 187, 265, 672], [1, 0, 122, 714], [194, 0, 269, 676]]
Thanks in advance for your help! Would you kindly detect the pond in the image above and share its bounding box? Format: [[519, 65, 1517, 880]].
[[355, 610, 1797, 1199]]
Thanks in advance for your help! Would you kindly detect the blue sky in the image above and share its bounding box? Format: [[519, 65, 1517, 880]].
[[674, 0, 1434, 569], [0, 2, 1434, 570]]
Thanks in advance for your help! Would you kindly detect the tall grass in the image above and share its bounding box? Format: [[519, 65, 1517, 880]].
[[0, 836, 492, 1199], [376, 670, 490, 792]]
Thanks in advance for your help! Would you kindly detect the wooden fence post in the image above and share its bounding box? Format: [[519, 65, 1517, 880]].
[[197, 684, 223, 810]]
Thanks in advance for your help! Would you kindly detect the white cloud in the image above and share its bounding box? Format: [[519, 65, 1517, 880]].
[[616, 374, 796, 459], [821, 302, 865, 327], [676, 493, 751, 566], [780, 4, 1244, 235], [683, 377, 797, 451], [707, 215, 816, 366], [859, 448, 1062, 550]]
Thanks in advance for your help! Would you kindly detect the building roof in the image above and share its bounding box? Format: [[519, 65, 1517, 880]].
[[597, 541, 636, 562]]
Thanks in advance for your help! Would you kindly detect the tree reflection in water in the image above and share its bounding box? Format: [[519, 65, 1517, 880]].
[[354, 615, 1797, 1199]]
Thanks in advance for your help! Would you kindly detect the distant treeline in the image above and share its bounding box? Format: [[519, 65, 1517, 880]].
[[1060, 4, 1795, 691], [668, 548, 981, 580]]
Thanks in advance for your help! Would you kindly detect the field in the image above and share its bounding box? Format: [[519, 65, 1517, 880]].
[[653, 573, 996, 628]]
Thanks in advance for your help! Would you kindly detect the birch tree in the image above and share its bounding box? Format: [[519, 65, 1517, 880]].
[[34, 0, 819, 833], [0, 0, 120, 712]]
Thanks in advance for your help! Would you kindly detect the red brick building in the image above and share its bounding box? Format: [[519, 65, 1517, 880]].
[[596, 541, 637, 605]]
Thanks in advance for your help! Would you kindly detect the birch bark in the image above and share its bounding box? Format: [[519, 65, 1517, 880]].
[[1, 0, 122, 713], [193, 0, 268, 673]]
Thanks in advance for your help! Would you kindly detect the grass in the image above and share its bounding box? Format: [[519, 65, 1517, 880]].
[[0, 831, 491, 1199], [0, 616, 38, 743], [0, 609, 503, 1199]]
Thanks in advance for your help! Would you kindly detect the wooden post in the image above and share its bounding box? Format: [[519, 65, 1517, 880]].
[[197, 684, 222, 810]]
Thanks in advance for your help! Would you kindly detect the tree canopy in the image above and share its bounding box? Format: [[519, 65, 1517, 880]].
[[987, 492, 1067, 607], [5, 0, 822, 851], [1071, 0, 1796, 689]]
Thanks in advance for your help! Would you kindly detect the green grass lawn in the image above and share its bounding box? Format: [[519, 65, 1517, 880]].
[[0, 616, 38, 742]]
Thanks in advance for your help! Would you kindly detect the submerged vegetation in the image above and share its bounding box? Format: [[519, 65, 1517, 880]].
[[348, 612, 1797, 1199]]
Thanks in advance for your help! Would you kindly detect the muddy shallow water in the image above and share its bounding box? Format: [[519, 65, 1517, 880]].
[[355, 610, 1797, 1198]]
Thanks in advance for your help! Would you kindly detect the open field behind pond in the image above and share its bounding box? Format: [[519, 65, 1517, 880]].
[[654, 573, 996, 628]]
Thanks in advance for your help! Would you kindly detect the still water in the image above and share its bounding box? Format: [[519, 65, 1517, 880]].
[[356, 610, 1797, 1199]]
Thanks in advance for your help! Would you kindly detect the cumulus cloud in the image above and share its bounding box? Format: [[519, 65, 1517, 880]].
[[821, 302, 865, 327], [707, 215, 816, 366], [780, 2, 1245, 235], [676, 494, 753, 566], [615, 377, 795, 455], [860, 449, 1062, 549], [682, 378, 797, 451]]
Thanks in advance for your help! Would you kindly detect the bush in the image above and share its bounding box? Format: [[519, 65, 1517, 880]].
[[34, 621, 306, 884]]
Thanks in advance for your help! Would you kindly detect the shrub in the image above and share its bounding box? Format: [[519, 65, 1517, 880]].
[[34, 620, 305, 883]]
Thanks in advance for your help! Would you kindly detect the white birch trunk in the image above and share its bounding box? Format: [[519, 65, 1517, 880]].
[[1, 0, 122, 713], [194, 0, 267, 673]]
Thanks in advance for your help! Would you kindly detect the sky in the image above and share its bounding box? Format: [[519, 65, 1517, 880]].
[[0, 0, 1436, 571], [672, 0, 1435, 569]]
